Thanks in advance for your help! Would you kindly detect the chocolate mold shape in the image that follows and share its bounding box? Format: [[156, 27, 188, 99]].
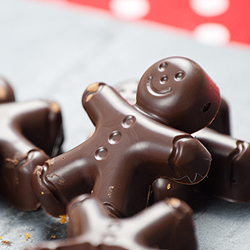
[[26, 195, 197, 250]]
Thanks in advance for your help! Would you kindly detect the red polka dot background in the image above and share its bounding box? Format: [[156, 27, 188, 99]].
[[46, 0, 250, 46]]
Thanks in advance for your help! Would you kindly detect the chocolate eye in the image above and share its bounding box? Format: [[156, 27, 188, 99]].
[[160, 75, 168, 84], [202, 102, 211, 113], [175, 71, 185, 81], [158, 62, 168, 72]]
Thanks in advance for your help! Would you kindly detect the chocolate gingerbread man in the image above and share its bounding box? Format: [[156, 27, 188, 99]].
[[32, 57, 220, 217], [26, 195, 197, 250]]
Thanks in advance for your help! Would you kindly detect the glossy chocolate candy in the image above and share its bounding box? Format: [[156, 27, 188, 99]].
[[26, 195, 197, 250], [0, 80, 64, 210]]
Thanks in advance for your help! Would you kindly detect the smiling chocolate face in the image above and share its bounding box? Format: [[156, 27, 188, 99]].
[[136, 57, 221, 133]]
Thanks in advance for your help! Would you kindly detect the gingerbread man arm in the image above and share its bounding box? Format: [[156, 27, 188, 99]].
[[82, 82, 132, 127]]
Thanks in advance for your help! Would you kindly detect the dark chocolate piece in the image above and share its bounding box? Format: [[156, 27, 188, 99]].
[[26, 195, 197, 250], [0, 76, 15, 103], [0, 99, 63, 211]]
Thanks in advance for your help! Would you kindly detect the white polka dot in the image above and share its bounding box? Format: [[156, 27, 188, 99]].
[[193, 23, 231, 46], [109, 0, 150, 21], [190, 0, 229, 17]]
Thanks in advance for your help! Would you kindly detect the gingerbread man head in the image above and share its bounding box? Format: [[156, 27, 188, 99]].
[[136, 57, 220, 133]]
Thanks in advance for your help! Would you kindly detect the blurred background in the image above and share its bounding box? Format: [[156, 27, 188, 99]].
[[1, 0, 250, 249]]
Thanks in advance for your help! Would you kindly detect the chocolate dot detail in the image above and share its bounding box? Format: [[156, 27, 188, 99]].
[[95, 147, 108, 160], [108, 131, 122, 144], [160, 75, 168, 84], [158, 62, 168, 72], [122, 115, 136, 128], [175, 71, 185, 81]]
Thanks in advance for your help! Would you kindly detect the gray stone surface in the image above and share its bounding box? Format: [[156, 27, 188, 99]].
[[1, 0, 250, 249]]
